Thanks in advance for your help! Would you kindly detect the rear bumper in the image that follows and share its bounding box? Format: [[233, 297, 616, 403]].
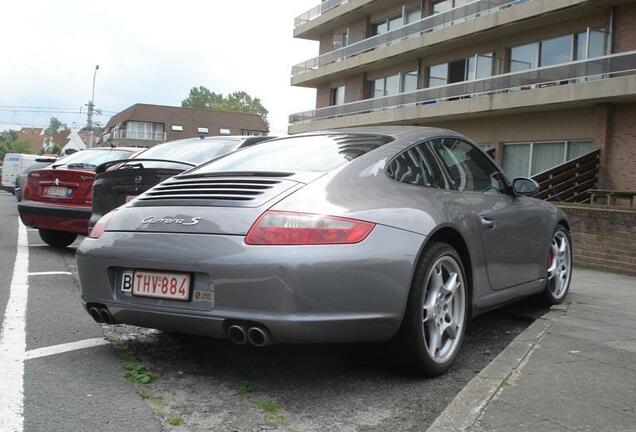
[[18, 200, 91, 234], [76, 228, 424, 343]]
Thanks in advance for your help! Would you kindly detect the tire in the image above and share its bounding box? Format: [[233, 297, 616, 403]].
[[392, 242, 469, 377], [542, 224, 573, 305], [38, 229, 78, 248]]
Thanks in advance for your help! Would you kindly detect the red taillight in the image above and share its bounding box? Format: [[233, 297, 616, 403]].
[[245, 211, 375, 246], [89, 211, 115, 239]]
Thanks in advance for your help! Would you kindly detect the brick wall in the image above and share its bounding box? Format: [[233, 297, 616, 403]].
[[613, 3, 636, 53], [604, 103, 636, 190], [557, 204, 636, 276]]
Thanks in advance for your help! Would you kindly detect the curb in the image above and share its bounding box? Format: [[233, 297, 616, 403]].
[[426, 305, 566, 432]]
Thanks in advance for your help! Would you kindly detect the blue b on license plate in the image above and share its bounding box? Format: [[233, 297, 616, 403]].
[[122, 270, 190, 301]]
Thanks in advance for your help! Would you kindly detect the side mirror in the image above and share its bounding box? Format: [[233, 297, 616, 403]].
[[513, 177, 539, 196]]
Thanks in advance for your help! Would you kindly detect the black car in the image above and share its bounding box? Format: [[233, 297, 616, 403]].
[[90, 135, 273, 229]]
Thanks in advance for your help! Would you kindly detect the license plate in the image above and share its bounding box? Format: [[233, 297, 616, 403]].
[[43, 186, 72, 198], [123, 270, 190, 301]]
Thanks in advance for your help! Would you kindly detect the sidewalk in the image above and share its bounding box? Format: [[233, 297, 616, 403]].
[[429, 268, 636, 432]]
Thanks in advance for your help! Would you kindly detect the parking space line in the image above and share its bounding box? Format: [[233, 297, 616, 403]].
[[27, 244, 48, 247], [27, 271, 72, 276], [0, 218, 28, 432], [24, 338, 110, 361]]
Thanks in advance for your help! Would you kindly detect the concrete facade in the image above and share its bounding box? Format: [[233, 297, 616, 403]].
[[291, 0, 636, 192]]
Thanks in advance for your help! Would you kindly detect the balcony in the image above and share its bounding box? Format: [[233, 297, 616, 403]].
[[294, 0, 349, 29], [111, 129, 166, 142], [289, 51, 636, 132], [292, 0, 527, 79]]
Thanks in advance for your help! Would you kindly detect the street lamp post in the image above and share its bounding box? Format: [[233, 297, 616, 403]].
[[87, 64, 99, 148]]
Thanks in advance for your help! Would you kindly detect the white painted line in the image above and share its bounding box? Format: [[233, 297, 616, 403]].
[[27, 271, 72, 276], [0, 218, 28, 432], [24, 338, 110, 361], [27, 244, 48, 247]]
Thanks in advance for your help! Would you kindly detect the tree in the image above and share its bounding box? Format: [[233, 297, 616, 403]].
[[0, 136, 32, 161], [45, 117, 67, 137], [181, 86, 269, 126]]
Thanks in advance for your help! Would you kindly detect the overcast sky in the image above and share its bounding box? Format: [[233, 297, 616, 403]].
[[0, 0, 318, 136]]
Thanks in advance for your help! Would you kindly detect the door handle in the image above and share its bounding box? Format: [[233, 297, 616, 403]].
[[479, 216, 495, 229]]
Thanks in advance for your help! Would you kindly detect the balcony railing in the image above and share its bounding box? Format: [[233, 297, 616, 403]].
[[289, 51, 636, 125], [294, 0, 348, 29], [112, 129, 166, 141], [292, 0, 528, 77]]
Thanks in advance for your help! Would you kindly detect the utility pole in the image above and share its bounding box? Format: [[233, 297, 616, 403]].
[[86, 64, 99, 148]]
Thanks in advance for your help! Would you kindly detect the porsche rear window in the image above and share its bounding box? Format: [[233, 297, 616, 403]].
[[192, 134, 392, 174]]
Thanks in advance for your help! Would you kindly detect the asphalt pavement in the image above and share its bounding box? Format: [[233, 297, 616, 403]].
[[0, 190, 552, 431]]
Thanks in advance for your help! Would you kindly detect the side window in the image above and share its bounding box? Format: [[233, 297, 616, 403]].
[[430, 138, 504, 194], [386, 143, 447, 189]]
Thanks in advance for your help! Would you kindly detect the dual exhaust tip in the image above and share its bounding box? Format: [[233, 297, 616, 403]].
[[88, 305, 114, 324], [227, 324, 271, 347]]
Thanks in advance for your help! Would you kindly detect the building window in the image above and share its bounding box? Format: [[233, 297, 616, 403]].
[[171, 125, 183, 132], [240, 129, 264, 136], [197, 127, 209, 135], [405, 8, 421, 24], [502, 140, 593, 179], [332, 30, 348, 50], [125, 121, 164, 140], [427, 53, 496, 87], [510, 28, 609, 72], [240, 129, 266, 136], [219, 128, 231, 135], [540, 34, 573, 67], [330, 85, 346, 106], [370, 74, 400, 98], [402, 70, 419, 92], [372, 14, 402, 36], [370, 70, 419, 98]]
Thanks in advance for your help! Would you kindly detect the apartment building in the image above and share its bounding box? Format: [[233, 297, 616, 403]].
[[102, 103, 269, 148], [289, 0, 636, 190]]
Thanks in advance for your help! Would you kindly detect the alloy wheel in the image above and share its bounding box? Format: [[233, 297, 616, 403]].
[[547, 231, 571, 299], [422, 256, 466, 364]]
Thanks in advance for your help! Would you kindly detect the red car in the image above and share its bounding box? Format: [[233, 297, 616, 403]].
[[18, 147, 139, 247]]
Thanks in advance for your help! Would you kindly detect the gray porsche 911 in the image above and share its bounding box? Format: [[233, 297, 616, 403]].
[[76, 126, 572, 376]]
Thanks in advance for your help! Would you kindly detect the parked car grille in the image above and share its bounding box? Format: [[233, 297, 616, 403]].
[[134, 174, 297, 207]]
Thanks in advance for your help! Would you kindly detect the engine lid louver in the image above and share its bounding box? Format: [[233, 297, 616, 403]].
[[134, 175, 298, 207]]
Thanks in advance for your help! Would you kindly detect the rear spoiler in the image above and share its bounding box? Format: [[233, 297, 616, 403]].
[[95, 158, 196, 175]]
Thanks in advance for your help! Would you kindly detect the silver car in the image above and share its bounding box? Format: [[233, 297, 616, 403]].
[[77, 127, 572, 376]]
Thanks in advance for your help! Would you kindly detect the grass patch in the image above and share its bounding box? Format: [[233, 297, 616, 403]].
[[256, 400, 280, 413], [256, 400, 288, 426], [168, 416, 184, 426], [233, 382, 252, 397], [124, 361, 157, 384]]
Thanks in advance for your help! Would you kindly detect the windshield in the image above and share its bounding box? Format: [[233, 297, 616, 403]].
[[136, 138, 241, 165], [52, 149, 134, 170], [192, 134, 392, 174]]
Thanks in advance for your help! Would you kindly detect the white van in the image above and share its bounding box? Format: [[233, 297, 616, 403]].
[[1, 153, 39, 194]]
